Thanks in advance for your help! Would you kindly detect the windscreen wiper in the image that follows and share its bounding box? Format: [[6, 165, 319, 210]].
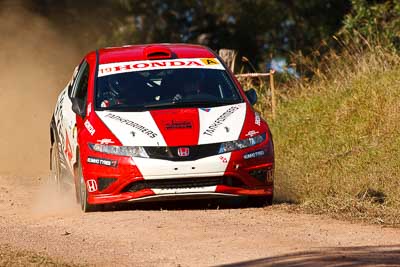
[[180, 100, 240, 106], [100, 104, 146, 112], [144, 101, 180, 108], [144, 100, 241, 109]]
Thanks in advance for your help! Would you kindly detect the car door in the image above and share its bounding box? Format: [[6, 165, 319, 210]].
[[59, 60, 90, 171]]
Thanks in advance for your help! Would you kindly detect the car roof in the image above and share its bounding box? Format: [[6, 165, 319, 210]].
[[97, 43, 216, 64]]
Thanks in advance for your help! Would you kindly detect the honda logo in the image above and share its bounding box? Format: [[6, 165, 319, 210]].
[[86, 179, 98, 192], [177, 147, 190, 157]]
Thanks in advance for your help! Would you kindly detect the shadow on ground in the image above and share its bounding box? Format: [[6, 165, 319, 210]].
[[219, 245, 400, 266], [100, 196, 259, 212]]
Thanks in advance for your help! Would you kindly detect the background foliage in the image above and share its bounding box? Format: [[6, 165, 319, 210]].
[[18, 0, 350, 67], [340, 0, 400, 49]]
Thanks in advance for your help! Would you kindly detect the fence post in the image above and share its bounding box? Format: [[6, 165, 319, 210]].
[[219, 49, 237, 73], [269, 69, 276, 120]]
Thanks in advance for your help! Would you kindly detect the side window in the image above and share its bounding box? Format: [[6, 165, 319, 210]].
[[71, 61, 89, 101], [68, 65, 80, 97]]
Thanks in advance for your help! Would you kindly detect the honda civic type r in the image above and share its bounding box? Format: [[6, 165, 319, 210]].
[[50, 44, 274, 212]]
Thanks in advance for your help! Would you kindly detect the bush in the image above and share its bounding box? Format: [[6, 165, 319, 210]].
[[340, 0, 400, 50]]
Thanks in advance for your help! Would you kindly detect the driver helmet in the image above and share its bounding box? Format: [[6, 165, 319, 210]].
[[100, 75, 131, 108]]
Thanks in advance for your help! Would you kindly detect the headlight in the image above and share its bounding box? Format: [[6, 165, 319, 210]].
[[218, 133, 266, 154], [88, 143, 149, 158]]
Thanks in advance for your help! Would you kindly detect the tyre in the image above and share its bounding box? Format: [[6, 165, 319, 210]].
[[77, 160, 100, 212], [50, 141, 62, 191]]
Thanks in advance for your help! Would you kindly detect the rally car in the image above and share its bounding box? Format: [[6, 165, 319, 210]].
[[50, 44, 274, 212]]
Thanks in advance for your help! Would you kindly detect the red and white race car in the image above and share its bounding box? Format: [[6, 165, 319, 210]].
[[50, 44, 274, 212]]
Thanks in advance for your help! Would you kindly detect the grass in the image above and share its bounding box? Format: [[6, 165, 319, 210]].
[[0, 244, 81, 267], [255, 45, 400, 226]]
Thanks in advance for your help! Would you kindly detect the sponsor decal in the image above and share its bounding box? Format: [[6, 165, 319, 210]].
[[86, 179, 98, 192], [245, 130, 259, 137], [55, 90, 67, 152], [203, 106, 239, 136], [98, 58, 223, 77], [87, 102, 92, 116], [200, 58, 219, 65], [153, 186, 217, 195], [177, 147, 190, 157], [200, 108, 211, 112], [243, 150, 265, 160], [97, 138, 114, 145], [219, 156, 228, 163], [84, 120, 96, 136], [87, 156, 118, 167], [165, 120, 192, 130], [65, 131, 73, 162], [255, 112, 261, 126], [105, 113, 158, 138]]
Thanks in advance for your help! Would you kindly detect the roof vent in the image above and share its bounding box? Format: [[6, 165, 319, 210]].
[[143, 45, 172, 60]]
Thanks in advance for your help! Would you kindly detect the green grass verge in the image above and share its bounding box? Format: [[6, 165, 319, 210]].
[[263, 49, 400, 226], [0, 244, 81, 267]]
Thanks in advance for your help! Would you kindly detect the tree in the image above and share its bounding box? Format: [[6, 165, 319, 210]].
[[111, 0, 350, 65], [339, 0, 400, 49], [11, 0, 351, 67]]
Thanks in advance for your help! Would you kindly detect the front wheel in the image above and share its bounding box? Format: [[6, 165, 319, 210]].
[[77, 161, 100, 212]]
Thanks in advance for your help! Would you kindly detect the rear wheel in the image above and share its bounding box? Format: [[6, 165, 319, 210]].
[[50, 141, 62, 191], [77, 160, 100, 212]]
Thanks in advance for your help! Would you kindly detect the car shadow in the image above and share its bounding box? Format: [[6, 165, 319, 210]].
[[217, 245, 400, 266], [100, 196, 259, 211]]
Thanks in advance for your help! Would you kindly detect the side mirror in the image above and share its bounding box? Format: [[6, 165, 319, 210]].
[[245, 88, 258, 105], [71, 98, 86, 117]]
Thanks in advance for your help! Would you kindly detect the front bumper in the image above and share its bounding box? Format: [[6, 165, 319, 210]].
[[82, 143, 274, 205], [87, 172, 274, 205]]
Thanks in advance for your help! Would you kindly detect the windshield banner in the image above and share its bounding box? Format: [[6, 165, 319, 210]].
[[98, 58, 225, 77]]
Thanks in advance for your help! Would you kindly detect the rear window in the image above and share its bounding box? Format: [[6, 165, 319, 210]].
[[95, 64, 242, 111]]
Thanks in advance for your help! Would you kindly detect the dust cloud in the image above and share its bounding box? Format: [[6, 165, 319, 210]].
[[30, 177, 80, 216], [0, 2, 81, 177]]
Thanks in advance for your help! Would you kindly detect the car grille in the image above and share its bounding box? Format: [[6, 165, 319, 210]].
[[122, 176, 245, 193], [144, 143, 221, 161]]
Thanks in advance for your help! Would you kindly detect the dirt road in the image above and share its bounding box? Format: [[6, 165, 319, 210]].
[[1, 175, 400, 266]]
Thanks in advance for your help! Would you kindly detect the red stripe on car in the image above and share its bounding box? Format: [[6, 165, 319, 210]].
[[150, 108, 200, 146]]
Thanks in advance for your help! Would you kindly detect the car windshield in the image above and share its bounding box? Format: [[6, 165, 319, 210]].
[[96, 68, 242, 111]]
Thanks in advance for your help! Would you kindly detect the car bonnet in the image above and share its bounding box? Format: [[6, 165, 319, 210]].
[[95, 102, 247, 147]]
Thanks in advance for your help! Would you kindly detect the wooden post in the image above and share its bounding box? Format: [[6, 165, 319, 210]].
[[269, 69, 276, 120], [219, 49, 237, 73], [235, 71, 277, 120]]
